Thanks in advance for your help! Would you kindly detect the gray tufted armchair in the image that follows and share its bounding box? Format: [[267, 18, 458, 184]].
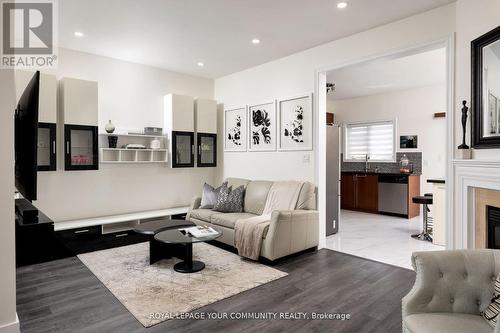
[[402, 250, 500, 333]]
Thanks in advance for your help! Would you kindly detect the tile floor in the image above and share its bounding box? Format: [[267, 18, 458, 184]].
[[325, 210, 444, 269]]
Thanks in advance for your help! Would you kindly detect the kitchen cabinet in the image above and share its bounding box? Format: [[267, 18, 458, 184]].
[[341, 173, 378, 213], [341, 174, 356, 210], [341, 172, 420, 218]]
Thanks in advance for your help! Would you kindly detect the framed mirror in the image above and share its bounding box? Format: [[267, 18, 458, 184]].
[[472, 25, 500, 148]]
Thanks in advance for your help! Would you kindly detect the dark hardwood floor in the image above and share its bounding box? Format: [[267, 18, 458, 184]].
[[16, 248, 415, 333]]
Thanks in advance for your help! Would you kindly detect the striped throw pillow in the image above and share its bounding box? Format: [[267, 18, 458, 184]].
[[482, 273, 500, 328]]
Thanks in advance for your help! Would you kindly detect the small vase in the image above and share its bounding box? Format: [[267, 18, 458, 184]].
[[105, 120, 115, 133]]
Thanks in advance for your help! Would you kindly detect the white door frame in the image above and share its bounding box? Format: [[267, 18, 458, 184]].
[[314, 34, 455, 249]]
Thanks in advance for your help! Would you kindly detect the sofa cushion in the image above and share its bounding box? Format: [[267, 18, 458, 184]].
[[189, 209, 218, 222], [225, 178, 250, 189], [244, 181, 273, 215], [481, 273, 500, 327], [213, 184, 245, 213], [296, 182, 316, 210], [210, 212, 256, 229], [403, 313, 492, 333], [200, 182, 226, 209]]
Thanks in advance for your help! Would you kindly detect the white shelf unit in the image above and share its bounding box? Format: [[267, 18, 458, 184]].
[[53, 206, 190, 234], [99, 133, 168, 164]]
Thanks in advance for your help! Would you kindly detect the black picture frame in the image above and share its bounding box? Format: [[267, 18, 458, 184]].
[[400, 135, 418, 149], [471, 25, 500, 148]]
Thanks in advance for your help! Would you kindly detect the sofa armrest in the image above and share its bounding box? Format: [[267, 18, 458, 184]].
[[186, 196, 202, 220], [402, 250, 499, 318], [262, 210, 319, 261]]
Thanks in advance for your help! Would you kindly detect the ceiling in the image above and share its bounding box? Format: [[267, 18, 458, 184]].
[[59, 0, 455, 79], [326, 47, 447, 100]]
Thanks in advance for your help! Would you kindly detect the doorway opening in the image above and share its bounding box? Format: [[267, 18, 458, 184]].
[[320, 42, 451, 269]]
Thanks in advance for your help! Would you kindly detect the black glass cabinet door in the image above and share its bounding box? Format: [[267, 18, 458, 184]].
[[172, 131, 194, 168], [38, 122, 56, 171], [64, 124, 98, 171], [197, 133, 217, 167]]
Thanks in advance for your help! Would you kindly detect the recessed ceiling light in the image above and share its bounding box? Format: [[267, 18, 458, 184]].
[[197, 62, 204, 67], [74, 31, 84, 37], [337, 2, 347, 9], [252, 38, 260, 44]]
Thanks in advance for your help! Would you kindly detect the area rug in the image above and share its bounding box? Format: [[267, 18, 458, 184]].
[[77, 242, 287, 327]]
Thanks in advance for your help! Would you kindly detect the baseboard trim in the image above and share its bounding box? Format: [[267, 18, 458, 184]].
[[0, 314, 20, 333]]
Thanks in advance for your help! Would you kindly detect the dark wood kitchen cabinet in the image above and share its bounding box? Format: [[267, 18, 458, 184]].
[[341, 174, 356, 210], [341, 173, 378, 213]]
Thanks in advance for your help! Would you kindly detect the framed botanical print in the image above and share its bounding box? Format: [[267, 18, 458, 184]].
[[248, 101, 276, 151], [224, 107, 247, 151], [278, 94, 313, 151]]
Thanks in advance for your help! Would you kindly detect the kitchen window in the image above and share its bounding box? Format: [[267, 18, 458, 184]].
[[344, 120, 396, 162]]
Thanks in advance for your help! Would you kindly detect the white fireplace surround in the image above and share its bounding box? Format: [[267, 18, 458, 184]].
[[452, 159, 500, 249]]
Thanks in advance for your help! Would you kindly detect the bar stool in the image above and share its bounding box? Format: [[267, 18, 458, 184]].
[[412, 195, 433, 242]]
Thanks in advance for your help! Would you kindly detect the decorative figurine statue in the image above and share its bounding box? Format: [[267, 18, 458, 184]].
[[458, 100, 469, 149]]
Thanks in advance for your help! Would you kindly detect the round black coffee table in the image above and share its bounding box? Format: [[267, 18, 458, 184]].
[[133, 218, 195, 265], [154, 227, 222, 273]]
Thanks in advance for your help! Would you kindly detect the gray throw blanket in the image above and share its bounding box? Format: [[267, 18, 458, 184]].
[[234, 181, 304, 260]]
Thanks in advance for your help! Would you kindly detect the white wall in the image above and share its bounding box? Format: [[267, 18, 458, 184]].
[[455, 0, 500, 159], [32, 48, 215, 222], [330, 84, 447, 194], [0, 71, 19, 332], [214, 4, 456, 184]]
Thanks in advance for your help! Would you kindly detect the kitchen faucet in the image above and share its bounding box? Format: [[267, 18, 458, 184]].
[[364, 154, 370, 173]]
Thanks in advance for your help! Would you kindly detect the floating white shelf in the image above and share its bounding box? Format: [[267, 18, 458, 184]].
[[100, 148, 168, 164], [99, 130, 168, 164]]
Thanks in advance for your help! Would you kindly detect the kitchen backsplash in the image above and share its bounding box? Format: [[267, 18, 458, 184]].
[[341, 152, 422, 175]]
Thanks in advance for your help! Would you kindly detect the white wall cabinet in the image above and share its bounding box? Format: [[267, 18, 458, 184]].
[[195, 98, 217, 167], [164, 94, 195, 168], [164, 94, 194, 133], [60, 77, 98, 126], [195, 98, 217, 134], [60, 78, 99, 171], [15, 70, 57, 171], [15, 70, 57, 123]]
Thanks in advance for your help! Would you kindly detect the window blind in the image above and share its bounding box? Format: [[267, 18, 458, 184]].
[[344, 121, 395, 161]]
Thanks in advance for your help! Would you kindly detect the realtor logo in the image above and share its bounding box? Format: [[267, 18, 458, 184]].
[[1, 0, 58, 68]]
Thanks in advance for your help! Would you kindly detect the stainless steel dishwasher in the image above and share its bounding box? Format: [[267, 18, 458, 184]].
[[378, 175, 408, 216]]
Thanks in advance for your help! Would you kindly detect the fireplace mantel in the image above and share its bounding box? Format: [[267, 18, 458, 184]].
[[452, 159, 500, 249]]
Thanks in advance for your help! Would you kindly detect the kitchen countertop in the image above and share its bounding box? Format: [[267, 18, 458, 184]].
[[341, 171, 422, 176], [427, 179, 445, 184]]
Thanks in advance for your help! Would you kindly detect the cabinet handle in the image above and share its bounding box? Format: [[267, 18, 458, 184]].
[[74, 229, 89, 234], [198, 145, 201, 155], [66, 141, 70, 154], [115, 233, 128, 238]]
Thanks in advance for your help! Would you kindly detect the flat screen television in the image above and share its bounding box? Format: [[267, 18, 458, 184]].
[[15, 71, 40, 202]]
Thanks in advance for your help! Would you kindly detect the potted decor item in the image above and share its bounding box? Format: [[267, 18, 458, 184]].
[[457, 101, 471, 159], [150, 137, 161, 149], [108, 135, 118, 148], [105, 120, 115, 134]]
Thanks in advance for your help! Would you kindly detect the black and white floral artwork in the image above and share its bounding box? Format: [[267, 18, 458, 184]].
[[278, 94, 312, 151], [224, 107, 247, 151], [249, 102, 276, 151]]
